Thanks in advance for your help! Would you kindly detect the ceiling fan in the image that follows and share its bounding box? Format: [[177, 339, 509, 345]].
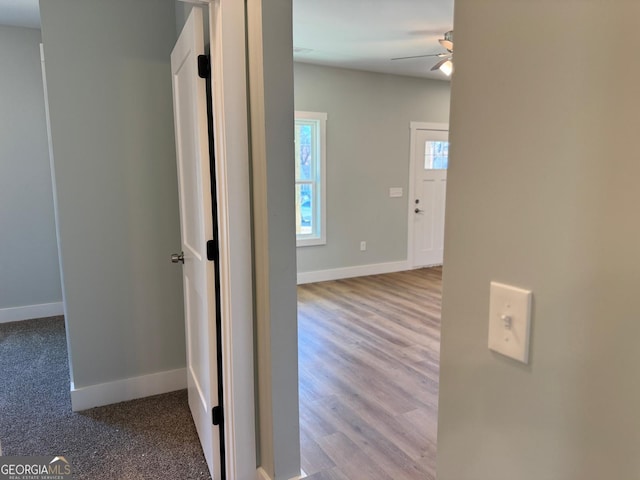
[[391, 30, 454, 76]]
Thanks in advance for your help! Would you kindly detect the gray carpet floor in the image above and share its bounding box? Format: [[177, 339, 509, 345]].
[[0, 316, 211, 479]]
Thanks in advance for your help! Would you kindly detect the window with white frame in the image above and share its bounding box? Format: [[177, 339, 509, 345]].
[[295, 111, 327, 246]]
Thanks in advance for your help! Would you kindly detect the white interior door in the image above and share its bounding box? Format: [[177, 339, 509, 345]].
[[410, 126, 449, 267], [170, 7, 221, 479]]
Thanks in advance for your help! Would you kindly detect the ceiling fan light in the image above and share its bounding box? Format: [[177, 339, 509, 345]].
[[430, 57, 448, 71], [439, 59, 453, 76], [439, 39, 454, 52]]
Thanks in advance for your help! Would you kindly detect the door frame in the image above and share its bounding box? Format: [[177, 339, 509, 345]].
[[407, 121, 449, 269], [179, 1, 257, 479], [208, 2, 257, 478], [208, 2, 257, 479]]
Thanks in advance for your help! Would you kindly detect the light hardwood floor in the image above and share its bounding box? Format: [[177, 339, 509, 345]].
[[297, 267, 442, 480]]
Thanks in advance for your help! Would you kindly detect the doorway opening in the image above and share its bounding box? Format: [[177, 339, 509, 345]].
[[293, 79, 451, 480]]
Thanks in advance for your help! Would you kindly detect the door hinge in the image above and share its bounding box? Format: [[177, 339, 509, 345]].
[[212, 405, 223, 426], [198, 55, 210, 79], [207, 239, 217, 261]]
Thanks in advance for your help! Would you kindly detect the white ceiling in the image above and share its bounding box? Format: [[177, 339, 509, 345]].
[[0, 0, 454, 81], [293, 0, 454, 81], [0, 0, 40, 28]]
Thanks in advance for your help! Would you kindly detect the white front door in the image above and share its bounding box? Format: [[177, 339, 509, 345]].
[[170, 7, 222, 479], [409, 124, 449, 267]]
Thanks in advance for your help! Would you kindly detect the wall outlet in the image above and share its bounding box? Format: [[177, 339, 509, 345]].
[[360, 241, 367, 251]]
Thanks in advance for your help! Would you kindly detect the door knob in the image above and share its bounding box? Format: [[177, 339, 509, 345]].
[[171, 252, 184, 264], [414, 208, 424, 214]]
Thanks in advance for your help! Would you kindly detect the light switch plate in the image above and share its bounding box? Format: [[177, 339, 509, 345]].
[[389, 187, 403, 198], [488, 281, 532, 363]]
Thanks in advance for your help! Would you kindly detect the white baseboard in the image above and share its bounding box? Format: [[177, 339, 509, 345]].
[[0, 302, 64, 324], [256, 468, 271, 480], [297, 260, 409, 285], [70, 368, 187, 412], [256, 467, 306, 480]]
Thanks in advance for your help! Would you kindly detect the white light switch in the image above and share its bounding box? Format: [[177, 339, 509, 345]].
[[389, 187, 403, 198], [488, 282, 532, 363]]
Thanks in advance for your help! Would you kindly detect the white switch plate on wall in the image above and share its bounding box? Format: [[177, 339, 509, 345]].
[[488, 281, 532, 363], [389, 187, 403, 198]]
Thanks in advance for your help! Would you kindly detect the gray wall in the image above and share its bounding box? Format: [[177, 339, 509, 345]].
[[40, 0, 184, 388], [0, 26, 61, 310], [174, 2, 187, 34], [294, 63, 450, 273], [174, 1, 191, 36], [261, 4, 300, 477], [248, 0, 300, 477], [438, 1, 640, 479]]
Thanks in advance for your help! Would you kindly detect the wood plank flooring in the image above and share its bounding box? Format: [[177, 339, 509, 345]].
[[297, 267, 442, 480]]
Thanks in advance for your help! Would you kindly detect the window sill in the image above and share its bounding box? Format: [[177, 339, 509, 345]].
[[296, 237, 326, 248]]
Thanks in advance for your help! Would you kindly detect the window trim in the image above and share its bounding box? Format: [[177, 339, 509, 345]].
[[295, 111, 327, 247]]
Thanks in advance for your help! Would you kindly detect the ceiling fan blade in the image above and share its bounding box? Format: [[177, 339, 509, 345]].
[[430, 57, 451, 71], [391, 52, 447, 61]]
